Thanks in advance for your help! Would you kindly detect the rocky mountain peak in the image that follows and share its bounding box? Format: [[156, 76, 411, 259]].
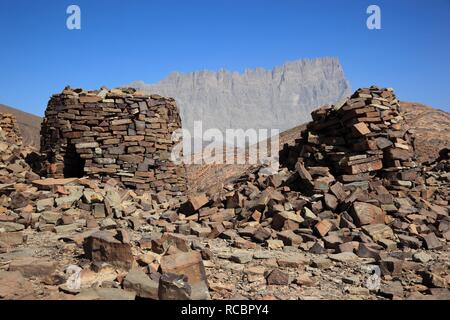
[[128, 57, 352, 147]]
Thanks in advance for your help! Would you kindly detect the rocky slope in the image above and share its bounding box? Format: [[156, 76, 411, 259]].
[[399, 102, 450, 163], [129, 57, 351, 147]]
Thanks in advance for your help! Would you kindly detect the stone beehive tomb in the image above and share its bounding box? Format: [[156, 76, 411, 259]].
[[280, 86, 420, 193], [0, 113, 22, 147], [40, 87, 186, 194]]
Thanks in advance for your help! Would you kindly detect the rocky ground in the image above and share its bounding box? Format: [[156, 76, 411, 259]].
[[1, 227, 449, 300], [0, 87, 449, 300]]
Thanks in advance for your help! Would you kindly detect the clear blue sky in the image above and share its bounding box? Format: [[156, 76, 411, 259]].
[[0, 0, 449, 116]]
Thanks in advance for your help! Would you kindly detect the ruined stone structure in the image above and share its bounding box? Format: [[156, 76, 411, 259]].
[[280, 86, 420, 193], [0, 113, 22, 147], [40, 87, 186, 194]]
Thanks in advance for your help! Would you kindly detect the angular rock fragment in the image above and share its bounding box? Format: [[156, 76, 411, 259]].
[[422, 233, 443, 250], [313, 219, 334, 237], [179, 194, 209, 216], [0, 271, 35, 299], [0, 231, 24, 246], [8, 257, 57, 279], [83, 231, 134, 270], [160, 251, 210, 300], [158, 273, 192, 300], [350, 202, 385, 226], [379, 257, 403, 276], [271, 211, 303, 230], [361, 224, 394, 241], [123, 270, 159, 300]]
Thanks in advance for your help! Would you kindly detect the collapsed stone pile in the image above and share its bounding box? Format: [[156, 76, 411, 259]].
[[0, 114, 33, 185], [40, 87, 186, 194], [175, 88, 448, 253], [174, 158, 448, 255], [280, 86, 419, 192], [53, 86, 447, 300], [0, 87, 449, 301], [0, 113, 22, 147]]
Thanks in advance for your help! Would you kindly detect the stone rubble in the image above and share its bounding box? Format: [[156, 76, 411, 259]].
[[0, 86, 448, 300], [0, 113, 22, 147]]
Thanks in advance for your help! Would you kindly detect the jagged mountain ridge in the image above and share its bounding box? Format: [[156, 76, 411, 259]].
[[129, 57, 352, 145]]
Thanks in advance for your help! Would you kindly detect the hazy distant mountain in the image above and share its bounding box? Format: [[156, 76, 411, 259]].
[[129, 57, 351, 148], [0, 103, 41, 148]]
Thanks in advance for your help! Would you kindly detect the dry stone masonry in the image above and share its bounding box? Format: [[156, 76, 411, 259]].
[[0, 86, 448, 301], [280, 86, 419, 193], [0, 113, 31, 185], [0, 113, 22, 148], [40, 87, 186, 194]]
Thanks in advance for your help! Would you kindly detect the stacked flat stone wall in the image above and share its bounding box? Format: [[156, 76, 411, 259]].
[[40, 87, 186, 195]]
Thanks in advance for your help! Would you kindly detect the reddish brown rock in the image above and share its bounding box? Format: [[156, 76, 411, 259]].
[[180, 194, 209, 215], [352, 122, 371, 135], [8, 257, 57, 279], [271, 211, 303, 230], [83, 231, 134, 270], [0, 271, 35, 299], [266, 269, 290, 285], [0, 231, 24, 246], [314, 219, 333, 237], [350, 202, 385, 226], [160, 251, 210, 300]]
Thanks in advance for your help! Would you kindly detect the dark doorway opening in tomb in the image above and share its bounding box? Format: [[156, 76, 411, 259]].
[[63, 143, 85, 178]]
